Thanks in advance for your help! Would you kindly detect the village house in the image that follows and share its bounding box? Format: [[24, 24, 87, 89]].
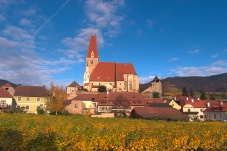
[[203, 102, 227, 121], [170, 95, 221, 121], [66, 81, 80, 95], [83, 35, 139, 92], [0, 87, 16, 110], [1, 83, 15, 96], [14, 85, 47, 114]]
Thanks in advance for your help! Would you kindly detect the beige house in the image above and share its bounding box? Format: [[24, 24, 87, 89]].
[[142, 76, 162, 98], [0, 88, 16, 109], [182, 99, 220, 121], [83, 35, 139, 92], [66, 81, 80, 94], [169, 100, 181, 110], [14, 85, 47, 114]]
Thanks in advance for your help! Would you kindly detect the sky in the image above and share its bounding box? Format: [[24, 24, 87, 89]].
[[0, 0, 227, 87]]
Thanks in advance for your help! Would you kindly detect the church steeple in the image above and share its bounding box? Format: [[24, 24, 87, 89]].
[[86, 35, 99, 58], [85, 34, 99, 75]]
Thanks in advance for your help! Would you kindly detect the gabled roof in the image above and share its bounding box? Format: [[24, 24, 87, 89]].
[[1, 83, 13, 88], [90, 62, 116, 82], [72, 93, 99, 101], [132, 107, 187, 120], [86, 35, 99, 58], [149, 103, 172, 108], [68, 81, 80, 87], [152, 76, 160, 82], [116, 63, 137, 81], [14, 86, 47, 97], [0, 88, 12, 98]]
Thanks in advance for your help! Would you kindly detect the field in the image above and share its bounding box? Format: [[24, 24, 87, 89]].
[[1, 114, 227, 150]]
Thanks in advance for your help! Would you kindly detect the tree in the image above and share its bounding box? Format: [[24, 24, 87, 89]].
[[209, 93, 215, 100], [47, 81, 67, 115], [98, 85, 107, 92], [200, 91, 207, 100], [189, 88, 195, 97], [152, 91, 160, 98], [182, 87, 189, 96], [113, 94, 130, 109]]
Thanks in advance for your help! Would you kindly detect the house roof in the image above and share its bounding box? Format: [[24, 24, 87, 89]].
[[14, 85, 47, 97], [142, 98, 165, 107], [132, 107, 187, 119], [184, 100, 221, 108], [203, 105, 227, 112], [0, 88, 12, 98], [149, 103, 172, 108], [1, 83, 13, 88], [68, 81, 80, 87], [90, 62, 137, 82], [71, 92, 144, 106], [86, 35, 99, 58], [152, 76, 160, 82]]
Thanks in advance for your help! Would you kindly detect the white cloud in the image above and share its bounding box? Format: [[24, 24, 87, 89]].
[[139, 76, 155, 84], [188, 49, 200, 54], [211, 54, 218, 58], [171, 60, 227, 77], [85, 0, 125, 37], [170, 57, 179, 61], [19, 18, 34, 27]]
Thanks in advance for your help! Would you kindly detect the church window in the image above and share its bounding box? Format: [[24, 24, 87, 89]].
[[124, 81, 127, 90], [129, 81, 132, 90], [91, 51, 94, 58], [91, 60, 93, 64]]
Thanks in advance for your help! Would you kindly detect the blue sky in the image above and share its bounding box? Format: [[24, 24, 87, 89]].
[[0, 0, 227, 87]]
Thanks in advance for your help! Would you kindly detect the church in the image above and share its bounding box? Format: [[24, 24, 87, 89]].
[[83, 35, 139, 92]]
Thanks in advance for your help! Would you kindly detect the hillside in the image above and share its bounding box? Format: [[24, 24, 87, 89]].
[[0, 79, 18, 88], [140, 73, 227, 99]]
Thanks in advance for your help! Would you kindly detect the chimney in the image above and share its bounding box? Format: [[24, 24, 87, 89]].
[[191, 99, 194, 102], [197, 98, 200, 100], [221, 101, 223, 106], [186, 97, 188, 101], [174, 96, 176, 101], [207, 102, 210, 107]]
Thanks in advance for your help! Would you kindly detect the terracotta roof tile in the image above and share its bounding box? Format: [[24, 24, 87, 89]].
[[0, 88, 12, 98], [132, 107, 187, 119], [14, 86, 47, 97], [68, 81, 80, 87], [90, 62, 116, 82]]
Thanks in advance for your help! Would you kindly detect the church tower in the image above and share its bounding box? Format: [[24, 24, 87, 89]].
[[84, 35, 99, 86]]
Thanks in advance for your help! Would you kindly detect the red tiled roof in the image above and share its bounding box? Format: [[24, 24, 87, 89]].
[[90, 62, 137, 82], [203, 106, 227, 112], [14, 85, 47, 97], [68, 81, 80, 87], [185, 100, 221, 108], [0, 88, 12, 98], [72, 93, 99, 101], [90, 62, 116, 82], [132, 107, 187, 119], [86, 35, 98, 58], [116, 63, 137, 81], [1, 83, 12, 88]]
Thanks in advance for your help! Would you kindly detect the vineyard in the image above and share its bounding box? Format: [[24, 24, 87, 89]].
[[1, 114, 227, 150]]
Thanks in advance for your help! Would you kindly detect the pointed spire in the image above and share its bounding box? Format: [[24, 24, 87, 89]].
[[86, 35, 99, 58]]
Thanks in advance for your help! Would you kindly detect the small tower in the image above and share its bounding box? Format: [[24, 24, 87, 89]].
[[86, 35, 99, 74]]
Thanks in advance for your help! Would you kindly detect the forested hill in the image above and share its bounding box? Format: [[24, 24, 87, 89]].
[[140, 73, 227, 93], [162, 73, 227, 92], [0, 79, 18, 88]]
